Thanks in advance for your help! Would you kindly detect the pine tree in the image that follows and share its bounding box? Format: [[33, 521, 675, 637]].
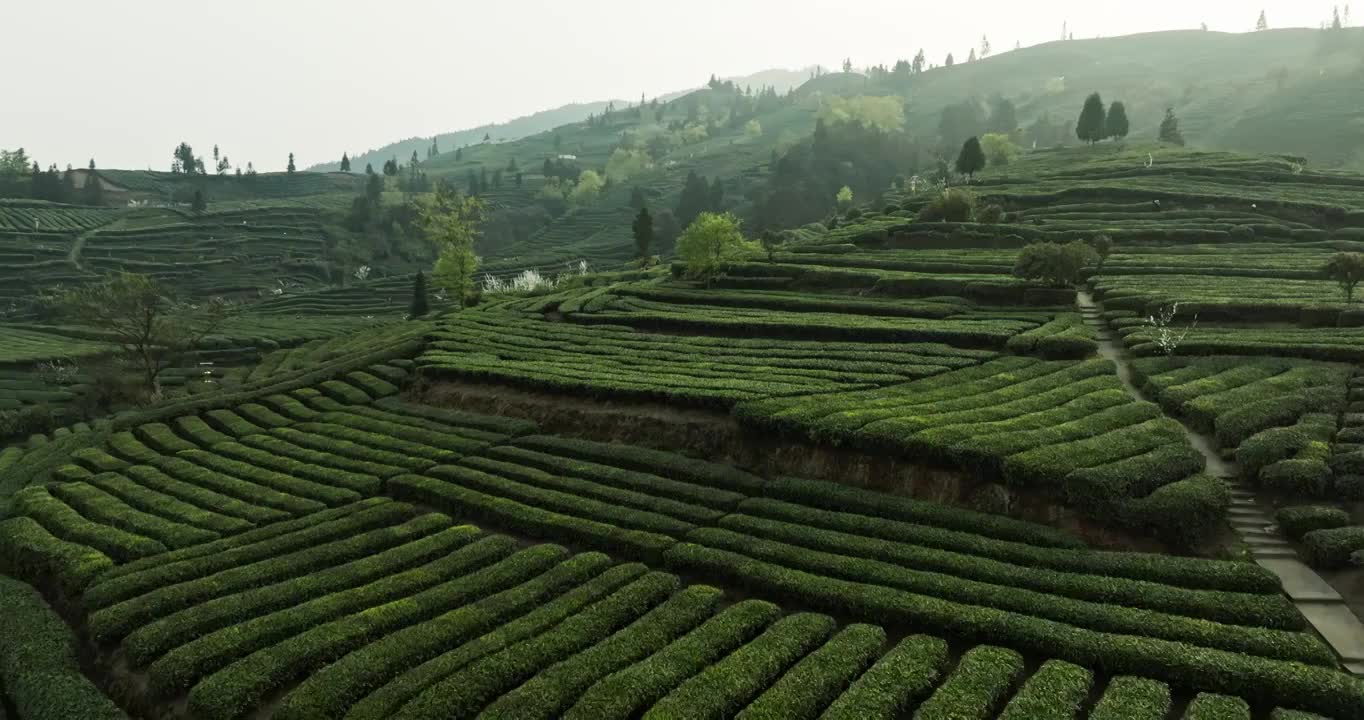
[[945, 52, 955, 67], [967, 48, 977, 63], [1075, 93, 1107, 144], [632, 206, 654, 261], [287, 153, 296, 174], [1158, 107, 1185, 145], [1256, 10, 1269, 30], [191, 189, 207, 213], [1105, 101, 1130, 140], [981, 35, 992, 57], [955, 136, 986, 182], [409, 271, 429, 318], [88, 158, 96, 170], [340, 153, 351, 172], [365, 162, 374, 175]]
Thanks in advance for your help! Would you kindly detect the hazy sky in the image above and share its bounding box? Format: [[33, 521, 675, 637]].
[[3, 1, 1347, 171]]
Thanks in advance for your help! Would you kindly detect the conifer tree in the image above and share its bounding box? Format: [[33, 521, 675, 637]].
[[955, 136, 986, 182], [409, 270, 430, 317], [632, 206, 654, 261], [1105, 101, 1130, 140], [1075, 93, 1107, 144], [1158, 107, 1185, 145], [1256, 10, 1269, 30], [340, 153, 351, 172], [287, 153, 296, 174]]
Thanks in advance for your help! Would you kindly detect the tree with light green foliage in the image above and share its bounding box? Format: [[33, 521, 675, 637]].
[[676, 212, 756, 282], [419, 192, 485, 308], [979, 133, 1020, 166], [836, 186, 854, 210], [605, 148, 650, 183], [569, 169, 604, 205], [744, 119, 763, 137], [818, 96, 905, 132]]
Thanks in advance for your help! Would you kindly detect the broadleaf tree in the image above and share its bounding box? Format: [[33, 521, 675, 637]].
[[51, 272, 231, 393], [1324, 252, 1364, 302], [420, 190, 485, 308], [676, 212, 756, 282]]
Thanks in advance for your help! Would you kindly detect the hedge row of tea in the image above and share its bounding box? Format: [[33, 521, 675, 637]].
[[419, 311, 998, 407], [2, 360, 1360, 718]]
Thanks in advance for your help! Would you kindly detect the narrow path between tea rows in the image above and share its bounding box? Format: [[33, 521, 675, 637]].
[[1076, 290, 1364, 676]]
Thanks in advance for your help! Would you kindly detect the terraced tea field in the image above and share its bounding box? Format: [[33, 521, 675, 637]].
[[3, 338, 1361, 719], [5, 139, 1364, 719]]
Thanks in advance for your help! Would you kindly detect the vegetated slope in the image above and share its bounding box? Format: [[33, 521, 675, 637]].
[[369, 28, 1364, 276], [902, 28, 1364, 166], [308, 67, 819, 174], [0, 324, 1360, 719]]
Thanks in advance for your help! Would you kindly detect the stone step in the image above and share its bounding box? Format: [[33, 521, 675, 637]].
[[1227, 505, 1266, 515], [1257, 558, 1343, 602], [1296, 603, 1364, 664], [1236, 524, 1279, 537], [1241, 534, 1290, 547], [1249, 547, 1298, 559]]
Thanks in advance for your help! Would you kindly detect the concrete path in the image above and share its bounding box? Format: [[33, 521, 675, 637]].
[[1076, 291, 1364, 676]]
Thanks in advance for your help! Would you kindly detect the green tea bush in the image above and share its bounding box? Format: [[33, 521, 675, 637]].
[[1276, 506, 1351, 539], [997, 660, 1093, 720], [275, 554, 627, 720], [913, 645, 1024, 720], [0, 576, 128, 720], [1301, 526, 1364, 569]]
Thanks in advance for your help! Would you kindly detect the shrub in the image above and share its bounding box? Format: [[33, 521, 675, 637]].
[[1183, 693, 1251, 720], [1276, 506, 1351, 540], [1301, 526, 1364, 569], [998, 660, 1092, 720], [734, 623, 885, 720], [1337, 474, 1364, 500], [819, 635, 949, 720], [126, 522, 476, 672], [0, 516, 114, 596], [663, 543, 1362, 717], [976, 204, 1006, 224], [1013, 241, 1098, 287], [476, 584, 723, 720], [1089, 676, 1171, 720], [913, 645, 1024, 719], [1123, 474, 1230, 550], [0, 576, 127, 720], [372, 571, 681, 720], [642, 613, 835, 720], [559, 599, 780, 720], [1260, 460, 1331, 497], [916, 189, 976, 223], [276, 554, 629, 720], [185, 544, 579, 720]]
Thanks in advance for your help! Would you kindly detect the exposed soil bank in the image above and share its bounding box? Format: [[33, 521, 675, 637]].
[[417, 379, 1160, 551]]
